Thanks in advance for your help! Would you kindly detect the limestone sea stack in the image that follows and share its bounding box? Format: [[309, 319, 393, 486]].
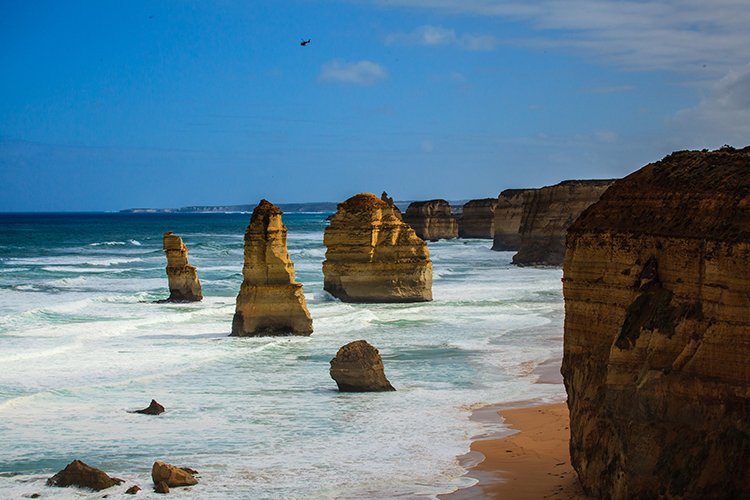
[[512, 179, 614, 266], [323, 193, 432, 302], [491, 188, 535, 251], [458, 198, 498, 238], [562, 147, 750, 499], [330, 340, 395, 392], [231, 200, 313, 336], [402, 199, 458, 241], [162, 232, 202, 302]]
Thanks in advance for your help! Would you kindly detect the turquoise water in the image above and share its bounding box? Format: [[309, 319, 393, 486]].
[[0, 213, 565, 498]]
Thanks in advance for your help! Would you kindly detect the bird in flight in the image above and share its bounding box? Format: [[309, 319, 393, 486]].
[[300, 39, 311, 46]]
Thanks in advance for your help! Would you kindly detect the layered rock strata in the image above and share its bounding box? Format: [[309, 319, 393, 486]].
[[330, 340, 395, 392], [458, 198, 498, 238], [561, 147, 750, 499], [491, 188, 534, 251], [402, 199, 458, 241], [162, 232, 202, 302], [323, 193, 432, 302], [513, 179, 614, 266], [231, 200, 313, 336]]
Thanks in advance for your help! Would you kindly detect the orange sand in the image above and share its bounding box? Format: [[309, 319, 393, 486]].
[[443, 402, 590, 499]]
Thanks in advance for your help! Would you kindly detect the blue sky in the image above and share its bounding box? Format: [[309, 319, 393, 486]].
[[1, 0, 749, 211]]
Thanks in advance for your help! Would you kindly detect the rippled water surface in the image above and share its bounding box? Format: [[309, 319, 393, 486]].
[[0, 212, 564, 498]]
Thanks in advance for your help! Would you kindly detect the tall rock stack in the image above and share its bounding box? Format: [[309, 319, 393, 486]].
[[512, 179, 614, 266], [323, 193, 432, 302], [458, 198, 498, 238], [231, 200, 313, 336], [402, 199, 458, 241], [491, 188, 534, 251], [162, 232, 202, 302], [562, 147, 750, 499]]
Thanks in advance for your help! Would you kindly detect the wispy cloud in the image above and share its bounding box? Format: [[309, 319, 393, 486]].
[[385, 25, 498, 51], [673, 63, 750, 146], [373, 0, 750, 74], [319, 60, 388, 85]]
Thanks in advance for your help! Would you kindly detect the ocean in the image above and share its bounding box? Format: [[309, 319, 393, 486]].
[[0, 212, 565, 499]]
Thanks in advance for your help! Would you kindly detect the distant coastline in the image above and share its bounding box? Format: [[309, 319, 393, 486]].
[[120, 200, 470, 214]]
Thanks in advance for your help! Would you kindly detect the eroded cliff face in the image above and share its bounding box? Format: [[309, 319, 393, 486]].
[[323, 193, 432, 302], [402, 199, 458, 241], [561, 147, 750, 499], [163, 232, 202, 302], [231, 200, 313, 336], [458, 198, 498, 238], [491, 189, 534, 251], [513, 180, 613, 266]]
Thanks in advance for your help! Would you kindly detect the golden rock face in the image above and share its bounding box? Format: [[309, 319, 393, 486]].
[[513, 179, 613, 266], [329, 340, 395, 392], [561, 147, 750, 499], [491, 188, 534, 251], [231, 199, 313, 336], [162, 232, 202, 302], [402, 199, 458, 241], [458, 198, 498, 239], [323, 193, 432, 303]]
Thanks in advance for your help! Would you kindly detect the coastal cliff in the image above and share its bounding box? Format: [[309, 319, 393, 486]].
[[231, 200, 313, 336], [458, 198, 498, 238], [402, 199, 458, 241], [323, 193, 432, 302], [513, 179, 613, 266], [561, 147, 750, 499], [162, 232, 202, 302], [491, 189, 534, 251]]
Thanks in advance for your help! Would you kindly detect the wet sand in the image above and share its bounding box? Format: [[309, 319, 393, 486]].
[[442, 402, 590, 499]]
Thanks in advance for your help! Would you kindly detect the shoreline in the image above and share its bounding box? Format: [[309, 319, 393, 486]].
[[442, 401, 589, 499]]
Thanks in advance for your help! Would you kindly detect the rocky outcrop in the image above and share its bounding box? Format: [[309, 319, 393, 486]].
[[330, 340, 395, 392], [231, 200, 313, 336], [162, 232, 202, 302], [402, 199, 458, 241], [491, 189, 534, 251], [561, 147, 750, 499], [133, 399, 165, 415], [323, 193, 432, 303], [151, 461, 198, 488], [47, 460, 124, 491], [458, 198, 498, 238], [513, 179, 614, 266]]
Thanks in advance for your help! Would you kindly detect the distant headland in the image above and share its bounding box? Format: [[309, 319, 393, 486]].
[[120, 200, 469, 214]]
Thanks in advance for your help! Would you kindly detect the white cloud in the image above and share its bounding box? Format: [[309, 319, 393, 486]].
[[319, 60, 389, 85], [673, 63, 750, 146], [373, 0, 750, 74], [386, 25, 498, 51]]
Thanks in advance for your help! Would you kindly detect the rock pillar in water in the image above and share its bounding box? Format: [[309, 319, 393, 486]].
[[323, 193, 432, 303], [562, 147, 750, 499], [402, 199, 458, 241], [491, 189, 534, 251], [163, 232, 202, 302], [330, 340, 395, 392], [458, 198, 498, 238], [231, 200, 313, 336]]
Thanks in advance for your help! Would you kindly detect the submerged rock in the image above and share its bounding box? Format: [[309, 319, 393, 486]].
[[458, 198, 498, 239], [562, 147, 750, 499], [513, 179, 614, 266], [402, 199, 458, 241], [323, 193, 432, 303], [151, 461, 198, 488], [330, 340, 395, 392], [133, 399, 165, 415], [162, 232, 202, 302], [231, 200, 313, 336], [125, 485, 141, 494], [47, 459, 124, 491], [491, 189, 534, 251]]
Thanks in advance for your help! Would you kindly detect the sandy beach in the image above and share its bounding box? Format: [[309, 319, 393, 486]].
[[443, 402, 590, 499]]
